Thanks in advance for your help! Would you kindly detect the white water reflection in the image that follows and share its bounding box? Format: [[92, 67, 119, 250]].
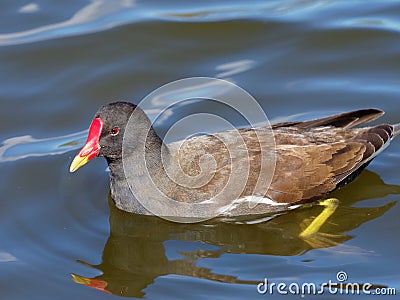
[[0, 252, 17, 263], [215, 59, 256, 78], [3, 0, 399, 47], [19, 3, 40, 14], [286, 78, 400, 93], [0, 130, 87, 162], [0, 0, 135, 46]]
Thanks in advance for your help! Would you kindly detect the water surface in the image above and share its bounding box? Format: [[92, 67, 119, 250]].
[[1, 1, 400, 299]]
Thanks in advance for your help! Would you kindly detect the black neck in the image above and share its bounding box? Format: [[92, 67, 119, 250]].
[[106, 125, 171, 214]]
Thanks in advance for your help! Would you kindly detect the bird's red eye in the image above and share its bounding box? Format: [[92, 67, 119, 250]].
[[110, 127, 119, 136]]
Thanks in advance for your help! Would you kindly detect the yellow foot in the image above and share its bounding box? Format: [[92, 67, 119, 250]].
[[299, 198, 344, 248]]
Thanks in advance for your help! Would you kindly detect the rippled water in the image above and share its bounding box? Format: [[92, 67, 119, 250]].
[[1, 1, 400, 299]]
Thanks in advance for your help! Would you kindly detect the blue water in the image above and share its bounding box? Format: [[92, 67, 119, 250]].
[[1, 1, 400, 299]]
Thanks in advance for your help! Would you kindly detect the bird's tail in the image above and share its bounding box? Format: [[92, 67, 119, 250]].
[[393, 123, 400, 137]]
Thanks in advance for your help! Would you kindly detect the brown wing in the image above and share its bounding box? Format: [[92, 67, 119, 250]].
[[272, 108, 384, 130], [268, 141, 365, 203], [167, 109, 394, 209], [268, 124, 394, 204], [167, 128, 273, 202]]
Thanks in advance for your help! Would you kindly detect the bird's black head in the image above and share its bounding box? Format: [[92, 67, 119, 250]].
[[69, 101, 138, 172]]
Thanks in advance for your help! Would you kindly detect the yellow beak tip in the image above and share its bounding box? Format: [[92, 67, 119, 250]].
[[71, 273, 91, 285], [69, 155, 89, 173]]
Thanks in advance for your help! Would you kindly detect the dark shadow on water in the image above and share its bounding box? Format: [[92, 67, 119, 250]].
[[72, 170, 399, 297]]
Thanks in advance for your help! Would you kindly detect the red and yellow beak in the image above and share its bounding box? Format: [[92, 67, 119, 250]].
[[69, 118, 103, 173]]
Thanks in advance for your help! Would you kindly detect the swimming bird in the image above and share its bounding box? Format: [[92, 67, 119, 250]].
[[69, 102, 399, 230]]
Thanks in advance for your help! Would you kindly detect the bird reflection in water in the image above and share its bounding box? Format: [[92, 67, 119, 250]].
[[71, 170, 398, 297]]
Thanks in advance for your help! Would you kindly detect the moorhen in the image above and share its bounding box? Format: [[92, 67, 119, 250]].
[[70, 102, 399, 225]]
